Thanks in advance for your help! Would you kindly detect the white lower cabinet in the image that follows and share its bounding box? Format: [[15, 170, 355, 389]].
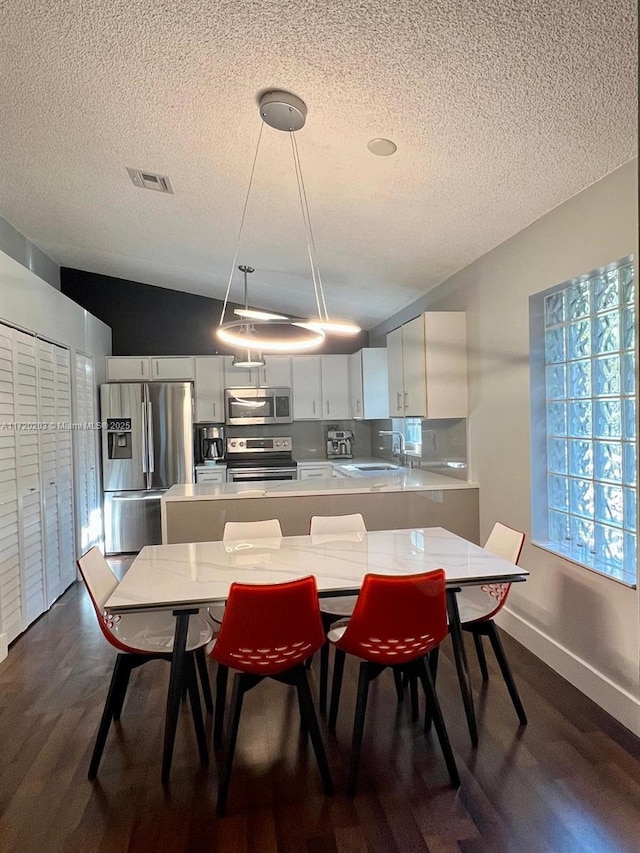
[[298, 463, 334, 481], [195, 467, 226, 484]]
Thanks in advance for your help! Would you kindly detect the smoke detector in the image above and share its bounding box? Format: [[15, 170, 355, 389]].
[[126, 167, 173, 193]]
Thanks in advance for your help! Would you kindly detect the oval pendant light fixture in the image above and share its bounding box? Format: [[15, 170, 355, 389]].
[[216, 91, 360, 353]]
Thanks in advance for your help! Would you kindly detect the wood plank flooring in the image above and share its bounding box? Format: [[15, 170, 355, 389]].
[[2, 571, 640, 852]]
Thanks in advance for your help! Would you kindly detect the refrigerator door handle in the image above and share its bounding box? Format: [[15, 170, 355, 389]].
[[141, 402, 148, 473], [147, 401, 155, 472]]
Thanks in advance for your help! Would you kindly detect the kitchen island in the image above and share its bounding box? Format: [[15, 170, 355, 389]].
[[161, 467, 479, 544]]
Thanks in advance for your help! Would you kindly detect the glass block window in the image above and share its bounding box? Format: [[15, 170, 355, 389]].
[[533, 257, 636, 583]]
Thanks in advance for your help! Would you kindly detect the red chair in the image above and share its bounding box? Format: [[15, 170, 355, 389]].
[[458, 522, 527, 724], [328, 570, 459, 797], [209, 576, 333, 815], [78, 547, 214, 778]]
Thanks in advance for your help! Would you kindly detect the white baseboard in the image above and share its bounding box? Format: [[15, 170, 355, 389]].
[[0, 633, 7, 664], [497, 607, 640, 736]]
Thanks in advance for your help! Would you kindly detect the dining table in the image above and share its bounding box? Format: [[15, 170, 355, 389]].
[[104, 526, 529, 783]]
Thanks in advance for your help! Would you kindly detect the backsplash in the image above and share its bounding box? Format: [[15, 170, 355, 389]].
[[225, 420, 372, 461], [371, 417, 468, 480]]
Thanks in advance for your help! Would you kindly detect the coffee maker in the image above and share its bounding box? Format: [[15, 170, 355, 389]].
[[196, 425, 225, 464], [326, 428, 354, 460]]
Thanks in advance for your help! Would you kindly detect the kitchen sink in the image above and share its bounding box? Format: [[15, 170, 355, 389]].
[[345, 462, 400, 473]]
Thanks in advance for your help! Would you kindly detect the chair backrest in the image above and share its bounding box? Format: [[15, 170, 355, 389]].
[[477, 523, 526, 618], [310, 513, 366, 535], [222, 519, 283, 541], [77, 547, 127, 651], [484, 522, 525, 564], [211, 576, 325, 675], [333, 570, 447, 665]]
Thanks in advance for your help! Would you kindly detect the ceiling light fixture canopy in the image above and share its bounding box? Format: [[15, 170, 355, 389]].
[[216, 90, 360, 353]]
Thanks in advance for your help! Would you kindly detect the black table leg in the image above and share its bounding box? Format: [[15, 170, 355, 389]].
[[446, 588, 478, 747], [162, 608, 202, 784]]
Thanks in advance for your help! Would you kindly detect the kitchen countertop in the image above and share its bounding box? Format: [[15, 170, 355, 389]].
[[163, 466, 478, 502]]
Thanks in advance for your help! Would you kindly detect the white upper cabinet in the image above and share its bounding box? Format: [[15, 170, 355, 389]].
[[150, 357, 194, 380], [256, 356, 292, 388], [106, 356, 194, 381], [320, 355, 350, 420], [223, 356, 253, 389], [194, 357, 225, 423], [292, 356, 322, 419], [350, 348, 389, 419], [106, 357, 151, 381], [386, 312, 468, 419]]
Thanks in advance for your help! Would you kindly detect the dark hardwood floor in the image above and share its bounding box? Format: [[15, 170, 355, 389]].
[[2, 571, 640, 852]]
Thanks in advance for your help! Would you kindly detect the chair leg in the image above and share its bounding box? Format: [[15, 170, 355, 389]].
[[347, 662, 373, 798], [416, 657, 460, 789], [472, 631, 489, 682], [485, 621, 528, 725], [89, 654, 132, 779], [392, 668, 404, 702], [319, 641, 330, 715], [292, 667, 334, 795], [424, 646, 440, 734], [185, 654, 208, 766], [328, 648, 346, 733], [214, 664, 229, 748], [112, 656, 133, 722], [409, 673, 419, 722], [195, 647, 214, 713], [216, 673, 247, 816]]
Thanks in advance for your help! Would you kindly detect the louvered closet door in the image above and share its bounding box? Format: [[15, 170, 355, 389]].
[[0, 326, 22, 643], [37, 340, 61, 606], [55, 346, 75, 590], [73, 352, 100, 554], [14, 331, 45, 627]]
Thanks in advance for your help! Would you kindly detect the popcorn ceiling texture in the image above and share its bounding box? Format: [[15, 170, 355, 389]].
[[0, 0, 636, 327]]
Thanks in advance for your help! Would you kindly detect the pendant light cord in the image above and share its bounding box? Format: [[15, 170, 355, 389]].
[[219, 122, 265, 324], [290, 130, 329, 321]]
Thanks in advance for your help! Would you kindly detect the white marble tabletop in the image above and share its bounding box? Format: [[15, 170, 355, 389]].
[[105, 527, 528, 614]]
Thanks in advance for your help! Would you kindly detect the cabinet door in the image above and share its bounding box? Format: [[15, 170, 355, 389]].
[[361, 349, 389, 420], [386, 326, 405, 416], [401, 315, 427, 417], [299, 466, 333, 481], [0, 326, 23, 643], [37, 340, 61, 606], [423, 313, 468, 418], [194, 357, 225, 423], [321, 355, 350, 420], [349, 352, 363, 418], [223, 356, 253, 389], [54, 346, 75, 591], [196, 469, 226, 484], [292, 357, 322, 420], [150, 357, 194, 381], [106, 357, 150, 381], [256, 356, 292, 388]]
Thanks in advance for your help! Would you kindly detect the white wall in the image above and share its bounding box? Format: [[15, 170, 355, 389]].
[[371, 159, 640, 732], [0, 249, 110, 377]]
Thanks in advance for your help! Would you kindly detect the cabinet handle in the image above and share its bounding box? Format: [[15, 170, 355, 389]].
[[29, 487, 36, 492], [141, 360, 145, 376], [212, 402, 216, 418], [326, 401, 330, 415], [357, 399, 361, 414], [154, 361, 159, 376], [404, 391, 408, 409], [396, 391, 402, 411], [312, 400, 316, 415]]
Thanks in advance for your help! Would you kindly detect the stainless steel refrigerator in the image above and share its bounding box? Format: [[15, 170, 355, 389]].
[[101, 382, 194, 553]]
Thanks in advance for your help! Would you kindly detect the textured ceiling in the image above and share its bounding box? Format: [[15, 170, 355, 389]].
[[0, 0, 637, 329]]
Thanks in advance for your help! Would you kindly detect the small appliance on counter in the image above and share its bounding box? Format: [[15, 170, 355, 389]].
[[326, 428, 354, 460], [196, 424, 225, 465]]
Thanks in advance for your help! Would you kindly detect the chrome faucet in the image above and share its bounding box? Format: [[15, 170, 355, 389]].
[[378, 430, 406, 466]]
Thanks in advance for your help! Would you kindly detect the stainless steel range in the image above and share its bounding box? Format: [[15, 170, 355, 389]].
[[225, 436, 297, 483]]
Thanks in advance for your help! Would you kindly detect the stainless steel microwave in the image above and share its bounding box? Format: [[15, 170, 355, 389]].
[[224, 387, 292, 426]]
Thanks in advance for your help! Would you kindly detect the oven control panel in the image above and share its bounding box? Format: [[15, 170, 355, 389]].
[[226, 436, 293, 453]]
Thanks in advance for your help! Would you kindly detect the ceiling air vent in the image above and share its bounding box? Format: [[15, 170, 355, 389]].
[[126, 167, 173, 194]]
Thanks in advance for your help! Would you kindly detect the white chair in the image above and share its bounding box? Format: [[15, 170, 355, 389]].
[[310, 513, 366, 713], [77, 547, 214, 778], [208, 519, 285, 625], [222, 518, 283, 541], [456, 522, 527, 724]]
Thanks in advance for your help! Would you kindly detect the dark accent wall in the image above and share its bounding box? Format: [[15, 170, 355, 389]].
[[61, 268, 368, 356]]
